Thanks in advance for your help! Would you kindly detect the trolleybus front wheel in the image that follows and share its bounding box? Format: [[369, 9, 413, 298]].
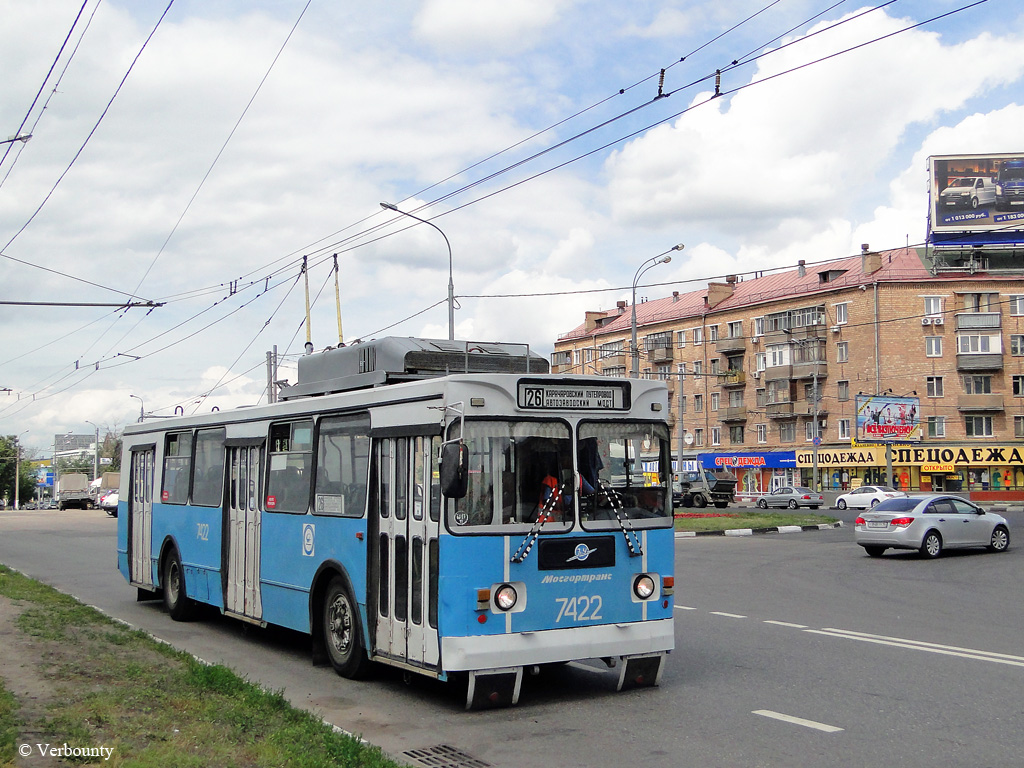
[[163, 548, 196, 621], [323, 577, 370, 679]]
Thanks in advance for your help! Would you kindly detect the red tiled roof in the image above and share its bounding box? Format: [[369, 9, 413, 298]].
[[558, 247, 938, 341]]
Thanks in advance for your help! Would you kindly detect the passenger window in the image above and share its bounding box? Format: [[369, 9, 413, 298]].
[[162, 431, 193, 504], [266, 420, 313, 513], [191, 429, 226, 507], [314, 414, 369, 517]]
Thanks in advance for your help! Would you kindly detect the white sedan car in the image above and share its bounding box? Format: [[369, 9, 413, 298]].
[[835, 485, 905, 510], [854, 494, 1010, 558]]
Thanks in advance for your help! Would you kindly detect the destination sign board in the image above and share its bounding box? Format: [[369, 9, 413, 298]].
[[518, 382, 625, 410]]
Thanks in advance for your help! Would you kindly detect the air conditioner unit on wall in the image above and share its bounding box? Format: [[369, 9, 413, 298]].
[[932, 316, 944, 326], [830, 325, 840, 333], [921, 317, 932, 326], [752, 336, 760, 344], [752, 370, 761, 379]]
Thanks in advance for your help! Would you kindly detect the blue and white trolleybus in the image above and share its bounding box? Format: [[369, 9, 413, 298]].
[[117, 337, 675, 707]]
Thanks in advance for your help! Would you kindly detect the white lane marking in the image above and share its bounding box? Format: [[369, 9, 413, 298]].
[[709, 611, 747, 619], [674, 605, 697, 611], [808, 628, 1024, 668], [764, 620, 808, 629], [753, 710, 844, 733]]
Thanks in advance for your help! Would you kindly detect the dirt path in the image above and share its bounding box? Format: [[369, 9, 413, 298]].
[[0, 596, 64, 767]]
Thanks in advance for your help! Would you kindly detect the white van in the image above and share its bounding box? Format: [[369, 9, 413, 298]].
[[939, 176, 996, 210]]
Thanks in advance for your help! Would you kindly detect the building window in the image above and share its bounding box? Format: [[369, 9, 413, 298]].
[[1016, 416, 1024, 438], [708, 325, 719, 342], [926, 376, 944, 398], [599, 340, 623, 357], [676, 330, 687, 348], [836, 342, 849, 363], [837, 380, 850, 402], [957, 334, 998, 354], [767, 344, 787, 367], [693, 361, 703, 379], [694, 428, 704, 447], [804, 421, 817, 441], [754, 317, 765, 336], [603, 366, 626, 377], [1013, 375, 1024, 397], [923, 296, 943, 318], [656, 364, 672, 380], [711, 427, 721, 446], [779, 422, 797, 442], [728, 389, 744, 408], [1010, 296, 1024, 316], [679, 396, 687, 414], [755, 352, 767, 371], [644, 331, 672, 351], [925, 337, 943, 357], [963, 375, 992, 394], [729, 425, 744, 444], [693, 327, 703, 345], [756, 424, 768, 443], [963, 293, 996, 312], [834, 302, 848, 325], [727, 321, 743, 338], [755, 388, 767, 407], [1011, 335, 1024, 356], [709, 358, 721, 375], [839, 419, 851, 440], [965, 415, 994, 437], [927, 416, 946, 438], [710, 392, 720, 411], [694, 394, 704, 412]]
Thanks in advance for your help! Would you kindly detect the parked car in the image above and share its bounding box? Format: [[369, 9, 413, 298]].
[[99, 490, 119, 517], [939, 176, 996, 210], [757, 486, 824, 509], [835, 485, 905, 510], [854, 494, 1010, 558]]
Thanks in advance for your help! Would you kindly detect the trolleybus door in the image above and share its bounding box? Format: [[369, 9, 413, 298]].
[[224, 445, 263, 620], [128, 447, 155, 587], [374, 435, 440, 669]]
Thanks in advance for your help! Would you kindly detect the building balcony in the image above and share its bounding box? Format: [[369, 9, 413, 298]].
[[765, 401, 794, 419], [720, 406, 748, 422], [957, 394, 1005, 411], [599, 352, 627, 367], [956, 353, 1003, 371], [715, 336, 747, 353], [763, 364, 792, 381], [646, 346, 674, 363], [719, 370, 747, 387], [955, 312, 1001, 331], [791, 361, 827, 380]]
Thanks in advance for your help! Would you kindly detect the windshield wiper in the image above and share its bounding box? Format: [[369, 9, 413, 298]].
[[600, 482, 644, 558], [510, 483, 566, 564]]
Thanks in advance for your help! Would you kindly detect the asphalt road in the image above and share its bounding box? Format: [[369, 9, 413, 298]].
[[1, 508, 1022, 767]]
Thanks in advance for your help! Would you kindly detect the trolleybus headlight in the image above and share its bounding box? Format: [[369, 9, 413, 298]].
[[494, 584, 518, 611], [633, 574, 656, 600]]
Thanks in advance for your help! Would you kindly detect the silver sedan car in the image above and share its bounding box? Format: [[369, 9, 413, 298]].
[[756, 486, 824, 510], [854, 494, 1010, 558]]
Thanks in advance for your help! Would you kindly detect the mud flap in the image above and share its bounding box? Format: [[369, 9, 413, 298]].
[[466, 667, 523, 710], [616, 652, 666, 691]]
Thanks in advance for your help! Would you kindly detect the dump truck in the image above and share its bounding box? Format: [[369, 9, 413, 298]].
[[57, 473, 92, 510], [673, 466, 737, 509]]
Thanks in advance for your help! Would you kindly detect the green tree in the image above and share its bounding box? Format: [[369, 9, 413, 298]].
[[0, 435, 37, 508]]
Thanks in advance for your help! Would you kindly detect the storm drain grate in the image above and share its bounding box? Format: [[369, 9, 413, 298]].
[[400, 744, 492, 768]]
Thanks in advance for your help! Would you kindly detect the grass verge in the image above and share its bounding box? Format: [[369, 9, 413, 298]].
[[674, 510, 838, 532], [0, 564, 399, 768]]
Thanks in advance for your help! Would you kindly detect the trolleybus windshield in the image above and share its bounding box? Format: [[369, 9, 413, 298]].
[[447, 419, 671, 532]]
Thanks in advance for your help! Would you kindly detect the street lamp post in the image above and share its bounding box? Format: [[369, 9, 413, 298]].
[[631, 244, 684, 378], [784, 330, 821, 491], [14, 430, 27, 510], [130, 394, 145, 423], [380, 202, 455, 341], [85, 420, 100, 482]]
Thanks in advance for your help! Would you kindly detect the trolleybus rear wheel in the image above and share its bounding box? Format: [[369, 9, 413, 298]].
[[163, 548, 196, 621], [323, 577, 370, 679]]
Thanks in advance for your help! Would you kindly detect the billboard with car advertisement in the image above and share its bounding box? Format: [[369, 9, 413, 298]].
[[928, 153, 1024, 245], [855, 395, 921, 444]]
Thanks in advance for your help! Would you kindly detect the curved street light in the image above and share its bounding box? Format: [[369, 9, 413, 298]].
[[129, 394, 145, 423], [631, 244, 684, 378], [380, 202, 455, 341]]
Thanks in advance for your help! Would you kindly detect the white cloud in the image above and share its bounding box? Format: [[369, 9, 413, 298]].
[[413, 0, 572, 55]]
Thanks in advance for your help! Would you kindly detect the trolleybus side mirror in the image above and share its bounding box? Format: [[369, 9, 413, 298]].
[[440, 442, 469, 499]]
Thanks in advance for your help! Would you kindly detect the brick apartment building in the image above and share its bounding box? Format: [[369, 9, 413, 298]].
[[551, 245, 1024, 502]]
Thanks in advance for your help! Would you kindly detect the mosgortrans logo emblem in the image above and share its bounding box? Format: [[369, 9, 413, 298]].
[[567, 543, 596, 563]]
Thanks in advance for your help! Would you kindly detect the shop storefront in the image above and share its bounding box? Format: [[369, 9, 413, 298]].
[[795, 444, 1024, 501], [696, 451, 798, 497]]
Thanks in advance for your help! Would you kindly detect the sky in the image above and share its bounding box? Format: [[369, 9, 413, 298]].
[[1, 0, 1022, 456]]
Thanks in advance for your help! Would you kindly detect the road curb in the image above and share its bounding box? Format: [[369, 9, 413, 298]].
[[675, 521, 844, 538]]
